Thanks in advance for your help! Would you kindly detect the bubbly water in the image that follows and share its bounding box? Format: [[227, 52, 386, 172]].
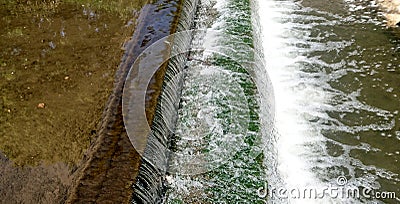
[[148, 0, 400, 203], [258, 0, 399, 203]]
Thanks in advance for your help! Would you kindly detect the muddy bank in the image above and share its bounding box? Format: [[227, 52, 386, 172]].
[[66, 0, 186, 203], [0, 152, 69, 203]]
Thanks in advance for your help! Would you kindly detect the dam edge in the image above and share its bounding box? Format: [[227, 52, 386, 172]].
[[66, 0, 190, 202]]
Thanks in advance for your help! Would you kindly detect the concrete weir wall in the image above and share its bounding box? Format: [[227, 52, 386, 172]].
[[66, 0, 193, 202]]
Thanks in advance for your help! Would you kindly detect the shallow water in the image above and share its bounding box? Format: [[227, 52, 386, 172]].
[[0, 0, 142, 202], [0, 0, 141, 166]]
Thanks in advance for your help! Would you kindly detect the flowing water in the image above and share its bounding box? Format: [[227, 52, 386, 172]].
[[259, 0, 399, 203], [159, 0, 400, 203], [128, 0, 199, 202], [2, 0, 399, 203], [163, 0, 274, 203]]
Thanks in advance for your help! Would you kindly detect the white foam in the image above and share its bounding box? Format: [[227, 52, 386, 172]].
[[257, 0, 336, 203], [257, 0, 398, 203]]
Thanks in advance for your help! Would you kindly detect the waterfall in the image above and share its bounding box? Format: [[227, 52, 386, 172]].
[[162, 0, 276, 202], [126, 0, 200, 203], [125, 0, 400, 202]]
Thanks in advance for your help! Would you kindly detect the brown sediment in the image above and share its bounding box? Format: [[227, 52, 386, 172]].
[[0, 1, 143, 203], [66, 0, 184, 203], [0, 0, 136, 167], [0, 152, 70, 203]]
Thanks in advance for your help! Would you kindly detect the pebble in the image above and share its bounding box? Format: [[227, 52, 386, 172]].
[[37, 103, 45, 108]]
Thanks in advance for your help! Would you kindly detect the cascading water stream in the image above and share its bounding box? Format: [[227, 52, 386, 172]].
[[127, 0, 400, 203], [128, 0, 199, 203], [163, 0, 275, 203]]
